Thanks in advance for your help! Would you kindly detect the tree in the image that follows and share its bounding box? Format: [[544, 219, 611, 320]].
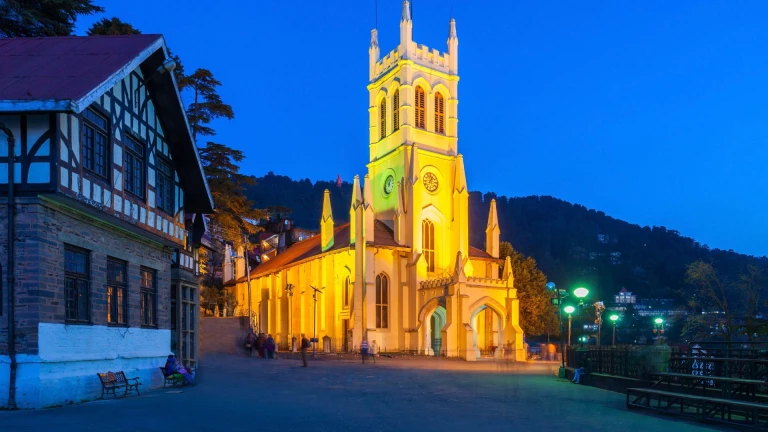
[[199, 142, 267, 247], [739, 264, 768, 341], [0, 0, 103, 37], [499, 241, 557, 336], [180, 69, 235, 143], [86, 17, 140, 35], [683, 261, 735, 342]]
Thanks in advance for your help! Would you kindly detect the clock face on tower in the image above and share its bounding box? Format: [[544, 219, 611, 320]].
[[383, 175, 394, 195], [423, 172, 439, 192]]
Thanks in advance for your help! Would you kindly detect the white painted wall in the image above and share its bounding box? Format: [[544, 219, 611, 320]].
[[0, 323, 170, 409]]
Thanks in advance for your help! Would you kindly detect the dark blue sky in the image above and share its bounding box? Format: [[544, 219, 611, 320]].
[[78, 1, 768, 257]]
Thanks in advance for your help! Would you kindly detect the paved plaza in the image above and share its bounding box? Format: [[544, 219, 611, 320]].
[[1, 354, 719, 432]]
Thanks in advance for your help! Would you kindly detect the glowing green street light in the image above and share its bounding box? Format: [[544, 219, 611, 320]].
[[609, 314, 619, 346], [563, 305, 575, 346], [653, 317, 665, 337], [654, 318, 663, 325], [573, 287, 589, 299]]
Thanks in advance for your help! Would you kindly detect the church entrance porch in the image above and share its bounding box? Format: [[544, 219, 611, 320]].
[[470, 305, 504, 360], [424, 306, 446, 356]]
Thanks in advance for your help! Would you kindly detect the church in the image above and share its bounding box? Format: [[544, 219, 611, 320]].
[[228, 1, 524, 361]]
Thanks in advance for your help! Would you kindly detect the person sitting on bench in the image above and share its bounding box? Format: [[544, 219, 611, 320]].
[[573, 355, 592, 384], [165, 354, 195, 385]]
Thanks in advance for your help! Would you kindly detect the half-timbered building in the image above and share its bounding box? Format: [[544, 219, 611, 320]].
[[0, 35, 212, 409]]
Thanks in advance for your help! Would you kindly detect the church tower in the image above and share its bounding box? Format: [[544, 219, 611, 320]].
[[367, 1, 464, 276]]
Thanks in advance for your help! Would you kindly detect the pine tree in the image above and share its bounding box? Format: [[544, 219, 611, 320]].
[[86, 17, 140, 35], [198, 142, 266, 246], [180, 69, 235, 143], [0, 0, 103, 37]]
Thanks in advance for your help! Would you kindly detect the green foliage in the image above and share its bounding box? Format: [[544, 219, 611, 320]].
[[199, 142, 266, 246], [86, 17, 140, 35], [499, 241, 558, 336], [180, 69, 235, 143], [0, 0, 103, 37]]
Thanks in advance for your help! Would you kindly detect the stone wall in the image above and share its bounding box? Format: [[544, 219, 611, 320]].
[[200, 317, 249, 356], [0, 196, 174, 407]]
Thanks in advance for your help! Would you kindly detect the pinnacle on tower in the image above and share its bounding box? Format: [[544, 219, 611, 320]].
[[349, 175, 362, 245], [447, 17, 458, 74], [401, 0, 411, 22], [320, 190, 334, 252], [486, 199, 500, 258], [448, 17, 457, 39], [454, 154, 467, 194]]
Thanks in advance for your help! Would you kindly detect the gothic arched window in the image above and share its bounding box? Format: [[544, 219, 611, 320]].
[[422, 219, 435, 272], [393, 89, 400, 131], [435, 92, 445, 134], [379, 98, 387, 139], [375, 273, 389, 328], [343, 276, 350, 308], [415, 86, 426, 129]]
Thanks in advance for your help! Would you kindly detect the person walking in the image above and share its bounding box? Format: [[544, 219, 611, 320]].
[[266, 334, 276, 359], [257, 333, 267, 359], [370, 340, 378, 364], [361, 339, 369, 364], [300, 335, 310, 367], [245, 330, 256, 357]]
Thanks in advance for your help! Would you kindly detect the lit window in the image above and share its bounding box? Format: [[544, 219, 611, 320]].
[[415, 86, 426, 129], [141, 267, 157, 327], [422, 219, 435, 272], [375, 273, 388, 328], [107, 258, 127, 325], [379, 98, 387, 139], [435, 93, 445, 134]]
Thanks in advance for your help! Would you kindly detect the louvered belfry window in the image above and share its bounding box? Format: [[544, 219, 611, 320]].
[[415, 86, 426, 129], [380, 98, 387, 139], [435, 93, 445, 134], [393, 89, 400, 131]]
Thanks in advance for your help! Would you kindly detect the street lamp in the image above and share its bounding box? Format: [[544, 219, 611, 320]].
[[609, 314, 619, 346], [310, 285, 323, 358], [285, 283, 295, 351], [573, 287, 589, 345], [547, 282, 568, 370], [564, 306, 575, 347], [653, 317, 664, 338]]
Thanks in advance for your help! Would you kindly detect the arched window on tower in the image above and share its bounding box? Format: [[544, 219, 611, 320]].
[[375, 273, 389, 328], [422, 219, 435, 272], [435, 92, 445, 134], [343, 275, 350, 308], [415, 86, 426, 129], [379, 98, 387, 139], [393, 88, 400, 131]]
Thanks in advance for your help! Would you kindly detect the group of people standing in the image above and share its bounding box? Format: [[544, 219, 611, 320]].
[[245, 330, 277, 359]]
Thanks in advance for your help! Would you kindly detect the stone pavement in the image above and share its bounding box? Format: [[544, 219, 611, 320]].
[[0, 354, 720, 432]]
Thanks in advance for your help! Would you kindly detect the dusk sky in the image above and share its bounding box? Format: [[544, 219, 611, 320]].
[[77, 1, 768, 257]]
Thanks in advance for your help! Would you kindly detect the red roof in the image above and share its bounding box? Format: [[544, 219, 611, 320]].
[[0, 35, 163, 104]]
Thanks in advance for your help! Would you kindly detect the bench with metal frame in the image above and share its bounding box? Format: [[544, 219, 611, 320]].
[[97, 371, 141, 398], [650, 372, 765, 402], [627, 387, 768, 429], [159, 366, 185, 387]]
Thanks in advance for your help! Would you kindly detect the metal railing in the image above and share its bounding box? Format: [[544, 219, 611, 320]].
[[566, 345, 677, 379]]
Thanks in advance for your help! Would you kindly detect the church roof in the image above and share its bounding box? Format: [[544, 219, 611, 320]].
[[227, 219, 497, 282]]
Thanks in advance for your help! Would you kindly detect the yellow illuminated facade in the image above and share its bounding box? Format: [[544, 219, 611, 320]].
[[229, 1, 524, 360]]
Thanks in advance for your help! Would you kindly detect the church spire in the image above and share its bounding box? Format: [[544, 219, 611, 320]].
[[320, 190, 334, 252], [369, 28, 380, 81], [454, 154, 467, 194], [485, 199, 500, 258], [399, 0, 413, 59], [350, 175, 362, 245], [447, 17, 458, 74], [363, 174, 375, 242]]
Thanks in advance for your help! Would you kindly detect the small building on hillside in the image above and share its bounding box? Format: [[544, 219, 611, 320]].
[[0, 35, 212, 409], [614, 287, 636, 305]]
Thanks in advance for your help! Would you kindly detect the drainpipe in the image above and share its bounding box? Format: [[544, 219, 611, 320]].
[[1, 123, 16, 410]]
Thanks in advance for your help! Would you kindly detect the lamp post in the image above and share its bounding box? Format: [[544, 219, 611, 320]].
[[573, 287, 589, 345], [609, 314, 619, 346], [546, 282, 568, 370], [285, 284, 295, 352], [594, 301, 605, 347], [310, 285, 323, 358], [653, 317, 664, 339], [564, 306, 575, 347]]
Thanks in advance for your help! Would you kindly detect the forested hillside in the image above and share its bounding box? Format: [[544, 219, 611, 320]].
[[247, 172, 766, 304]]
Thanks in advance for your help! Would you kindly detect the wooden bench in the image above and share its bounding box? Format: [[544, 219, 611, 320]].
[[97, 371, 141, 398], [159, 367, 185, 387], [627, 387, 768, 429]]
